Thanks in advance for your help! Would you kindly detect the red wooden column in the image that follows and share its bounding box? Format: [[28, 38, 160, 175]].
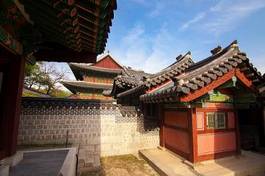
[[158, 104, 165, 147], [189, 108, 198, 163], [1, 55, 25, 158]]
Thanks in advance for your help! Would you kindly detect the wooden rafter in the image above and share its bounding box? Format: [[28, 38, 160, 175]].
[[180, 69, 257, 102]]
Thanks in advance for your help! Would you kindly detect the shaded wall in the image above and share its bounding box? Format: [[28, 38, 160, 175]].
[[0, 53, 25, 160], [19, 98, 159, 169], [163, 109, 191, 160]]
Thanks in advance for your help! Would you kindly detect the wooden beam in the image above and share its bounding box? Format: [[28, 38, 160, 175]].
[[235, 69, 254, 89], [180, 69, 257, 102], [34, 49, 97, 63], [180, 70, 235, 102]]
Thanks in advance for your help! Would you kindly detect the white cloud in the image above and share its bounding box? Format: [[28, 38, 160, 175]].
[[109, 23, 188, 73], [180, 12, 206, 30], [180, 0, 265, 35]]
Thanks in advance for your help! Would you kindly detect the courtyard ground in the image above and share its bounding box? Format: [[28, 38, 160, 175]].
[[81, 154, 159, 176], [140, 148, 265, 176]]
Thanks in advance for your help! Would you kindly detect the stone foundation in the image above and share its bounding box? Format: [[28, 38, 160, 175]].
[[19, 98, 159, 168]]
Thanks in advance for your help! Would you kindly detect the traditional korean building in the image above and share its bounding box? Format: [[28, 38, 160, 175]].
[[111, 52, 194, 104], [109, 65, 153, 100], [62, 54, 152, 100], [62, 54, 123, 100], [112, 41, 265, 163], [0, 0, 117, 164]]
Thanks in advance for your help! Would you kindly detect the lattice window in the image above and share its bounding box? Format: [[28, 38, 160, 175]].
[[206, 112, 226, 129]]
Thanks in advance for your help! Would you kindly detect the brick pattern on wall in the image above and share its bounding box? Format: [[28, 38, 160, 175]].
[[19, 98, 159, 168]]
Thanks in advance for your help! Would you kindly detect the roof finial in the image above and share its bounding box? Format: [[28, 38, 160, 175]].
[[211, 46, 222, 55], [230, 40, 238, 49]]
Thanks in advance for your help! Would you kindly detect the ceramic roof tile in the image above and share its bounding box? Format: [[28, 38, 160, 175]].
[[61, 81, 112, 94], [140, 40, 265, 103]]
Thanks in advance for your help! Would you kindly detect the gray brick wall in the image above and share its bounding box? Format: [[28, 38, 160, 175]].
[[19, 98, 159, 169]]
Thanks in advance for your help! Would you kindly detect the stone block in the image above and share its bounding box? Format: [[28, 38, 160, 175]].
[[19, 103, 160, 169], [0, 165, 9, 176]]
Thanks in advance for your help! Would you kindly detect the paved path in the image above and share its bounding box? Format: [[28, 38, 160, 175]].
[[10, 150, 68, 176], [140, 149, 199, 176], [195, 151, 265, 176], [140, 149, 265, 176]]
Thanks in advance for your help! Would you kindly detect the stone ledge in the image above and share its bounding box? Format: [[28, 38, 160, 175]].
[[0, 165, 9, 176], [58, 147, 78, 176], [0, 152, 23, 167]]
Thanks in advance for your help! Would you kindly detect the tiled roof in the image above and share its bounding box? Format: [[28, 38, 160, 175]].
[[140, 40, 265, 103], [69, 63, 122, 80], [106, 67, 152, 97], [115, 52, 194, 98], [70, 63, 123, 73], [145, 52, 194, 88], [114, 67, 152, 89], [61, 81, 112, 94]]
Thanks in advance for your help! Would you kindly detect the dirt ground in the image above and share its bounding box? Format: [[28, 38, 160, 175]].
[[81, 154, 159, 176]]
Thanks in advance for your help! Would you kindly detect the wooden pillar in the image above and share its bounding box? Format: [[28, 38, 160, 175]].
[[189, 108, 198, 163], [159, 104, 165, 147], [1, 55, 25, 158]]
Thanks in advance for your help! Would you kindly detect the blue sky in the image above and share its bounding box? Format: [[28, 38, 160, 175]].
[[58, 0, 265, 81]]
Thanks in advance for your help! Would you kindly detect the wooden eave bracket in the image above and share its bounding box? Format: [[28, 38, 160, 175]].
[[180, 68, 258, 102]]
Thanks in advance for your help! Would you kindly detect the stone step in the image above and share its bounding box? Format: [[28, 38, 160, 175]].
[[0, 165, 9, 176], [139, 149, 198, 176]]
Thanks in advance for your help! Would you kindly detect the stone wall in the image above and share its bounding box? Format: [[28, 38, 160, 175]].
[[19, 98, 159, 168]]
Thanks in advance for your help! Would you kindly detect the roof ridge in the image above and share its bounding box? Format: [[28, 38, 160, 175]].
[[147, 51, 193, 80], [94, 53, 123, 68], [162, 51, 193, 70], [185, 40, 238, 72]]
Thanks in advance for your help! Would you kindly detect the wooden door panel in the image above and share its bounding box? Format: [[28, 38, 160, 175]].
[[162, 109, 190, 160]]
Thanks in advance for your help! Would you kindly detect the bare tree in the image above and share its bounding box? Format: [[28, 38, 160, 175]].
[[24, 62, 69, 95], [40, 63, 68, 95]]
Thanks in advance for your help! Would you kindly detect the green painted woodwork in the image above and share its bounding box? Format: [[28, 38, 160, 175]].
[[0, 28, 8, 42], [77, 1, 97, 13], [78, 10, 97, 22], [192, 81, 259, 109], [95, 0, 113, 53], [234, 91, 256, 103], [21, 0, 97, 52], [0, 0, 24, 30], [196, 90, 233, 104], [164, 102, 191, 109], [101, 0, 111, 9], [218, 80, 236, 89], [0, 0, 115, 55], [209, 91, 233, 102], [0, 26, 23, 54], [24, 8, 75, 29]]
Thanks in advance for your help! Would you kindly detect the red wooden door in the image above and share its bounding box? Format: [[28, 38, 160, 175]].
[[162, 109, 191, 160]]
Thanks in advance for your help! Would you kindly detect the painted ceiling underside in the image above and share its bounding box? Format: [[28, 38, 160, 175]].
[[0, 0, 117, 62]]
